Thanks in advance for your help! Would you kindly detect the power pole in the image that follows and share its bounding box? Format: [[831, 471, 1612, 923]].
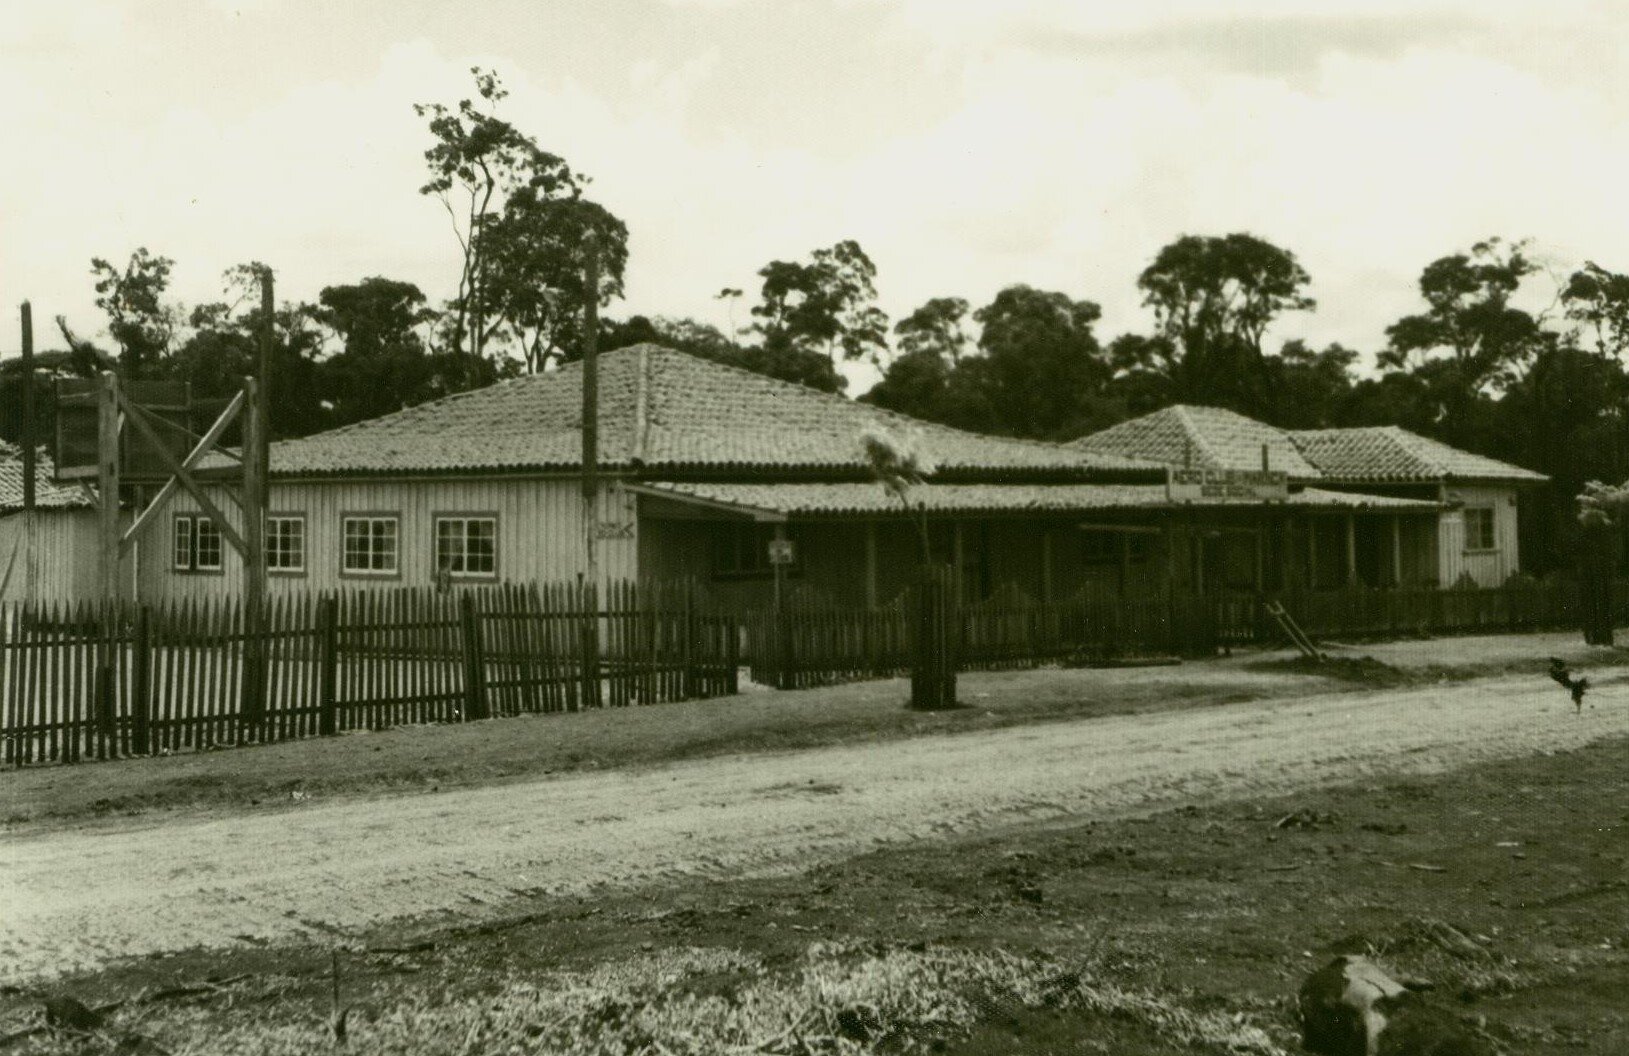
[[96, 370, 122, 744], [240, 269, 273, 735], [579, 231, 602, 709], [581, 230, 600, 587], [20, 302, 35, 602]]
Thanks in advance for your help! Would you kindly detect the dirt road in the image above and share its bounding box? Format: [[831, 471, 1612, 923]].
[[3, 671, 1624, 982]]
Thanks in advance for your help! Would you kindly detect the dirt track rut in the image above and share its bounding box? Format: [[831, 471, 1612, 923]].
[[2, 673, 1624, 981]]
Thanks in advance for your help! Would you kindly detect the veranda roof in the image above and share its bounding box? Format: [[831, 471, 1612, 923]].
[[632, 481, 1442, 521]]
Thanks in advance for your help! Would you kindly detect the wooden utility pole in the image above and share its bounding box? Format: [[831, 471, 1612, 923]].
[[581, 230, 601, 588], [240, 270, 273, 734], [20, 302, 35, 602], [20, 303, 34, 510], [579, 232, 603, 708], [96, 371, 122, 741]]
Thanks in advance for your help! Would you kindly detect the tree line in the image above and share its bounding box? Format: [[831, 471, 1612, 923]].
[[12, 69, 1629, 574]]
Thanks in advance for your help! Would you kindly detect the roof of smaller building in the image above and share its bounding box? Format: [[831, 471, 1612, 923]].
[[1288, 426, 1548, 485], [1070, 405, 1322, 479], [635, 481, 1440, 519], [1070, 404, 1546, 485], [0, 447, 94, 511], [266, 344, 1157, 480]]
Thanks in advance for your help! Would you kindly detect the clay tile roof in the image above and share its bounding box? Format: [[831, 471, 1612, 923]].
[[1288, 426, 1547, 484], [637, 481, 1440, 517], [1069, 404, 1321, 479], [267, 344, 1157, 480], [0, 447, 94, 511]]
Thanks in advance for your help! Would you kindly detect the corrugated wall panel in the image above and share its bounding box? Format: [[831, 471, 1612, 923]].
[[140, 477, 638, 604]]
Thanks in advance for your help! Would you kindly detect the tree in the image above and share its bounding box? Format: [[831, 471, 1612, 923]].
[[1263, 340, 1358, 429], [1561, 261, 1629, 359], [171, 263, 327, 438], [1380, 238, 1543, 388], [894, 297, 971, 365], [484, 191, 629, 373], [1134, 233, 1315, 413], [752, 240, 889, 374], [310, 277, 472, 427], [90, 248, 180, 376], [970, 285, 1117, 439], [415, 68, 589, 373]]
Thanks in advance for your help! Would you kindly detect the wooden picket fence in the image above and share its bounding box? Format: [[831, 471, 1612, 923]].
[[0, 579, 738, 767], [745, 575, 1602, 690], [1214, 576, 1610, 646], [745, 581, 1218, 690]]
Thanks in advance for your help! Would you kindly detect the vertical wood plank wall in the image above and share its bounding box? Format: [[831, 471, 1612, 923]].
[[0, 512, 132, 603], [1437, 484, 1521, 587], [140, 477, 639, 603]]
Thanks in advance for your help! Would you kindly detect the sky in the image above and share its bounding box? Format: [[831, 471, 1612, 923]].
[[4, 0, 1628, 392]]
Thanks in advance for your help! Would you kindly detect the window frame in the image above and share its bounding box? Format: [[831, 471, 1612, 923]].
[[1463, 506, 1498, 553], [171, 513, 225, 575], [432, 513, 499, 581], [265, 513, 308, 576], [710, 522, 799, 581], [339, 513, 402, 579]]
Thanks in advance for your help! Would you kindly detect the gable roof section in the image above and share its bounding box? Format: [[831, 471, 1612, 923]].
[[0, 447, 94, 511], [1288, 426, 1547, 485], [1070, 405, 1321, 479], [267, 344, 1156, 480]]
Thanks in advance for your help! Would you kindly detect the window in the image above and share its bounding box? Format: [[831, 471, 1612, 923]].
[[342, 516, 399, 575], [711, 523, 795, 578], [1464, 507, 1497, 552], [172, 515, 223, 572], [434, 516, 497, 579], [267, 515, 306, 573]]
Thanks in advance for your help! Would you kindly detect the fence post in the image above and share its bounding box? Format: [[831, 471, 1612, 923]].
[[460, 591, 489, 720], [130, 605, 152, 755], [679, 580, 697, 699], [317, 596, 339, 735], [578, 580, 602, 709]]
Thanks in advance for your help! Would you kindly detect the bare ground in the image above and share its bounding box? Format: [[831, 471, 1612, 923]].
[[3, 657, 1624, 986]]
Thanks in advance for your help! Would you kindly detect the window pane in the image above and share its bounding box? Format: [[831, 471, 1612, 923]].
[[173, 517, 193, 570], [196, 518, 222, 570]]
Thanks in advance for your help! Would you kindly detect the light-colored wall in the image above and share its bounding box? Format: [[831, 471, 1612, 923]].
[[1438, 485, 1521, 587], [0, 510, 129, 605], [137, 476, 639, 604]]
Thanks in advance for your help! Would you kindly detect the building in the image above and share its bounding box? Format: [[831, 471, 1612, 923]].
[[139, 345, 1463, 610], [1072, 404, 1547, 588], [0, 446, 111, 604]]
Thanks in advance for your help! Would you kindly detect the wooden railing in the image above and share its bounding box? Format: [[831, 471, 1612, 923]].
[[0, 580, 738, 767]]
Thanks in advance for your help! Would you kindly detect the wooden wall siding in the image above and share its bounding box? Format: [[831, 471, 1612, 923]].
[[1438, 485, 1521, 587], [140, 478, 638, 604], [0, 512, 132, 604]]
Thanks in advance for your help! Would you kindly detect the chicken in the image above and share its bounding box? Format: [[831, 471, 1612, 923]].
[[1548, 657, 1589, 714]]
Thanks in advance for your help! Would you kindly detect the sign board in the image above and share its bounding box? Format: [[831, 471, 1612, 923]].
[[767, 538, 797, 565], [1166, 467, 1289, 503], [594, 521, 635, 540], [54, 379, 193, 483]]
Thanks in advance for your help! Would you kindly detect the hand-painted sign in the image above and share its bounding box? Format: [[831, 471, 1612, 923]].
[[1166, 467, 1289, 503], [767, 538, 797, 565]]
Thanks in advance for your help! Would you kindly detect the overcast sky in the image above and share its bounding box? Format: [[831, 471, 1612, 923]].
[[5, 0, 1626, 390]]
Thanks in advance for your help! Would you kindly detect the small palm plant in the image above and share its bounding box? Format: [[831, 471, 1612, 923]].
[[859, 424, 935, 562]]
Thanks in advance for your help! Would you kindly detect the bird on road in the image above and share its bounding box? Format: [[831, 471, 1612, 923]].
[[1548, 657, 1589, 714]]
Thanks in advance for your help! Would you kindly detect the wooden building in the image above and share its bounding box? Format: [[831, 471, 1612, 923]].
[[0, 446, 122, 603], [1072, 405, 1547, 588], [140, 345, 1464, 610]]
